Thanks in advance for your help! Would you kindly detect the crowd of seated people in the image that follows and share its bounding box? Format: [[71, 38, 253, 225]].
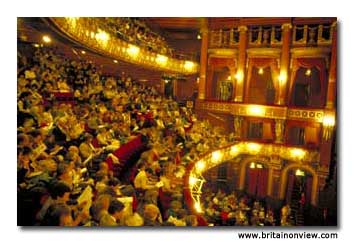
[[201, 189, 293, 226], [97, 17, 172, 55], [17, 44, 289, 226]]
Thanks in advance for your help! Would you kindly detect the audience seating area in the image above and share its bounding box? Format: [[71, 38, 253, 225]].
[[17, 44, 292, 226]]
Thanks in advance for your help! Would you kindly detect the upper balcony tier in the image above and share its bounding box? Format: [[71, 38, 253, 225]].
[[48, 17, 199, 75]]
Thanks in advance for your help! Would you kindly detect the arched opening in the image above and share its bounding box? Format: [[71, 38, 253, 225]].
[[291, 67, 322, 107], [285, 168, 313, 206], [280, 163, 318, 206], [245, 161, 269, 198]]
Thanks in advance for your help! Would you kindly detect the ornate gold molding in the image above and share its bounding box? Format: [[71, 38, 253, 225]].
[[281, 23, 293, 30], [208, 48, 239, 57], [291, 47, 331, 58], [49, 17, 199, 74], [246, 48, 281, 58], [195, 100, 327, 123]]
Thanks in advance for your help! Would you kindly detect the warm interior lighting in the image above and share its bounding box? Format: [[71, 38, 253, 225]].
[[184, 61, 194, 71], [235, 71, 244, 83], [113, 59, 118, 64], [194, 202, 203, 213], [33, 43, 40, 48], [323, 114, 335, 127], [197, 34, 201, 40], [258, 68, 264, 75], [42, 35, 51, 43], [195, 160, 206, 173], [211, 151, 222, 163], [256, 164, 263, 169], [95, 29, 110, 43], [290, 148, 306, 159], [305, 69, 312, 76], [250, 162, 256, 169], [156, 54, 168, 66], [247, 143, 261, 153], [196, 77, 200, 83], [227, 75, 231, 80], [164, 79, 169, 84], [248, 105, 265, 116], [230, 145, 239, 156], [278, 70, 287, 85], [127, 44, 140, 57], [189, 176, 198, 186], [81, 50, 86, 54], [295, 169, 305, 176]]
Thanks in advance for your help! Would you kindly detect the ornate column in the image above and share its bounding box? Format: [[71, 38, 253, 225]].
[[233, 116, 243, 139], [278, 23, 292, 105], [198, 18, 209, 100], [275, 119, 285, 144], [269, 156, 282, 198], [320, 111, 335, 167], [234, 25, 247, 102], [326, 21, 337, 109]]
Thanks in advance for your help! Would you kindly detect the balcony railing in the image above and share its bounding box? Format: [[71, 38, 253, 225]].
[[208, 22, 335, 49], [49, 17, 199, 75], [183, 140, 320, 214], [195, 100, 326, 123]]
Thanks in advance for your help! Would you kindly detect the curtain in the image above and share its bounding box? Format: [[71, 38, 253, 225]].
[[262, 122, 273, 140], [246, 58, 280, 99], [246, 168, 258, 196], [289, 58, 327, 106], [257, 169, 269, 198], [286, 172, 295, 204], [305, 176, 313, 205], [304, 127, 319, 145]]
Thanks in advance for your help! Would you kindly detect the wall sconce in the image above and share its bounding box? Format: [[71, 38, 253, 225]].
[[258, 67, 264, 75], [290, 148, 306, 160], [211, 150, 222, 163], [278, 70, 287, 86], [322, 113, 335, 141], [247, 105, 265, 117], [235, 71, 244, 84]]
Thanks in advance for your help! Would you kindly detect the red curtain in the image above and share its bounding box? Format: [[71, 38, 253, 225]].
[[256, 169, 269, 198], [208, 57, 236, 68], [246, 168, 258, 196], [246, 58, 280, 100], [289, 58, 328, 106], [305, 176, 313, 204], [286, 172, 295, 204]]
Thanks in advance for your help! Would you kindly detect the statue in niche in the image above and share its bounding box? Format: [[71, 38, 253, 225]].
[[275, 119, 285, 143], [308, 28, 317, 45], [233, 116, 243, 139], [262, 30, 270, 45]]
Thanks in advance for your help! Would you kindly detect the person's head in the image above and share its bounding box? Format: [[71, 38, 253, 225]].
[[143, 204, 160, 221], [185, 215, 198, 226], [57, 163, 70, 178], [97, 194, 112, 211], [108, 200, 125, 220], [99, 162, 109, 173], [50, 181, 71, 202], [145, 167, 154, 177], [45, 204, 71, 226], [177, 209, 187, 220]]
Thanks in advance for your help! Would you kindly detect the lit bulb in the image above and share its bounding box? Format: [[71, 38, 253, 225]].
[[195, 160, 205, 173], [305, 69, 312, 76], [42, 35, 51, 43], [258, 68, 264, 75]]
